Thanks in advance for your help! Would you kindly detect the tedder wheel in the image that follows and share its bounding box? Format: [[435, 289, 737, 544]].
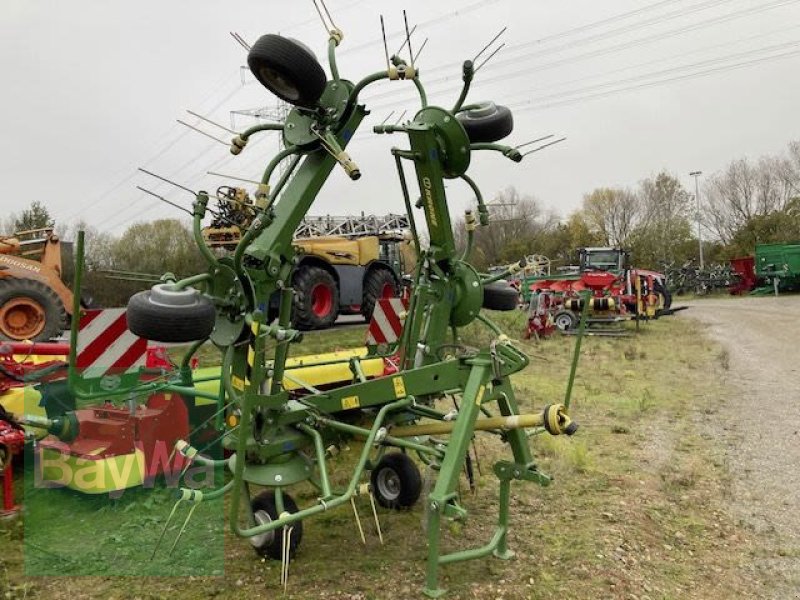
[[127, 284, 216, 343], [456, 101, 514, 143], [553, 310, 577, 331], [654, 279, 672, 310], [370, 452, 422, 510], [360, 268, 399, 322], [292, 266, 339, 331], [0, 278, 67, 342], [247, 34, 327, 108], [482, 281, 519, 311], [249, 490, 304, 561]]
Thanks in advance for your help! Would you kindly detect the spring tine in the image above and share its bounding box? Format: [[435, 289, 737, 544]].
[[402, 11, 414, 66], [229, 31, 250, 51], [281, 525, 294, 589], [311, 0, 330, 34], [176, 119, 229, 146], [413, 37, 429, 65], [187, 110, 237, 134], [368, 492, 384, 545], [380, 15, 391, 69], [522, 136, 567, 157], [380, 110, 395, 126], [514, 134, 554, 150], [394, 110, 407, 126], [168, 502, 199, 556], [473, 27, 507, 63], [395, 24, 417, 56], [206, 171, 261, 185], [475, 42, 505, 72], [350, 496, 366, 545], [151, 498, 183, 559], [136, 186, 193, 217], [318, 0, 338, 31], [138, 168, 196, 196]]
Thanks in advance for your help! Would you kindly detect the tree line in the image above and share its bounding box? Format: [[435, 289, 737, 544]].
[[4, 140, 798, 307]]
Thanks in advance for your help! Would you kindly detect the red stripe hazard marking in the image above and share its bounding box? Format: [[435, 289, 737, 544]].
[[76, 312, 129, 369]]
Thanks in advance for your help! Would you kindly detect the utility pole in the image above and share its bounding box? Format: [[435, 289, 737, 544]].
[[689, 170, 704, 270]]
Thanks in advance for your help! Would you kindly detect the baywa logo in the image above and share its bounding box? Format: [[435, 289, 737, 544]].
[[33, 439, 215, 498]]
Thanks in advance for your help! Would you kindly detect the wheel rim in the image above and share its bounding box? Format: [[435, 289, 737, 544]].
[[376, 468, 401, 501], [380, 282, 395, 298], [555, 314, 573, 330], [259, 67, 300, 101], [310, 283, 333, 318], [0, 297, 46, 340], [249, 509, 276, 549]]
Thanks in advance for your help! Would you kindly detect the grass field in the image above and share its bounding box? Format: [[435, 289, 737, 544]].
[[1, 310, 760, 599]]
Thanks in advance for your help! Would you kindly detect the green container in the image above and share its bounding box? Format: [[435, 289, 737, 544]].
[[755, 242, 800, 288]]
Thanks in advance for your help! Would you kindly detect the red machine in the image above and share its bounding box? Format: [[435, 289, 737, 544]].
[[524, 290, 556, 339], [729, 256, 757, 295], [0, 407, 24, 516]]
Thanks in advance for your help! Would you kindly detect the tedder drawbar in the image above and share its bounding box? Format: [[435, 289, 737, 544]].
[[34, 16, 584, 598]]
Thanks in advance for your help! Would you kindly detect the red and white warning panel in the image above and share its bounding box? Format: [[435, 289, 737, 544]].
[[76, 308, 147, 378], [366, 298, 407, 346]]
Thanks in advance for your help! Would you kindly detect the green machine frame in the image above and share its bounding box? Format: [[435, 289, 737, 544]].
[[76, 24, 584, 598]]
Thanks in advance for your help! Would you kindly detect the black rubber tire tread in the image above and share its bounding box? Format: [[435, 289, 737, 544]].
[[360, 267, 399, 322], [482, 281, 519, 311], [250, 490, 304, 560], [654, 279, 672, 310], [247, 34, 327, 108], [127, 290, 215, 343], [291, 266, 339, 331], [0, 278, 67, 342], [457, 103, 514, 143], [370, 452, 422, 510], [553, 310, 577, 331]]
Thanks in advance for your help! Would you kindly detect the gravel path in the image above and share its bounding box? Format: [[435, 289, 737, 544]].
[[680, 296, 800, 597]]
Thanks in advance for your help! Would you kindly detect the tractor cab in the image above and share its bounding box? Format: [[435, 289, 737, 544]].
[[579, 247, 629, 273]]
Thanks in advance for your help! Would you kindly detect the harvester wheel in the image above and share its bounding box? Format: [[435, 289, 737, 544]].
[[250, 490, 304, 561], [654, 279, 672, 310], [553, 310, 577, 331], [361, 268, 399, 321], [482, 281, 519, 311], [456, 101, 514, 143], [292, 266, 339, 330], [127, 284, 216, 343], [370, 452, 422, 510], [247, 34, 327, 108], [0, 278, 67, 342]]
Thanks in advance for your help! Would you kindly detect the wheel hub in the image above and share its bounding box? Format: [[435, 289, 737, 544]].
[[311, 283, 333, 318], [249, 510, 276, 548], [0, 297, 46, 340], [376, 468, 401, 501]]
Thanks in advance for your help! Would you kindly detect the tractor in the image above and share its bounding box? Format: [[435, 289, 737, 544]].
[[0, 228, 73, 342]]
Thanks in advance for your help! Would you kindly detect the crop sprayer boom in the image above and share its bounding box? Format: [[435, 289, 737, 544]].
[[73, 18, 589, 597]]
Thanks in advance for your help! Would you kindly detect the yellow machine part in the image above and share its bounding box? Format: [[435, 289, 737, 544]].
[[38, 446, 145, 494], [293, 236, 379, 266]]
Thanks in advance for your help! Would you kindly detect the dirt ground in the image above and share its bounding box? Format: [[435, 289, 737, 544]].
[[681, 295, 800, 598]]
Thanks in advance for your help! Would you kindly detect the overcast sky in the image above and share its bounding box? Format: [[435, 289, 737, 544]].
[[2, 0, 799, 235]]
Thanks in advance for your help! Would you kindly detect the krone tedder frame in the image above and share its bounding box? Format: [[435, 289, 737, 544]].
[[121, 21, 580, 597]]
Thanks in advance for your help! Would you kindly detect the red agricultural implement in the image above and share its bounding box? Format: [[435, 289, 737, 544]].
[[526, 248, 673, 332], [728, 256, 757, 295]]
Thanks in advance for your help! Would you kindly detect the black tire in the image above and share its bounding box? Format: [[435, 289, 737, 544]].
[[247, 34, 327, 108], [456, 102, 513, 143], [0, 278, 67, 342], [292, 266, 339, 331], [654, 279, 672, 310], [482, 281, 519, 311], [127, 285, 215, 343], [553, 310, 577, 331], [249, 490, 303, 561], [360, 267, 399, 322], [370, 452, 422, 510]]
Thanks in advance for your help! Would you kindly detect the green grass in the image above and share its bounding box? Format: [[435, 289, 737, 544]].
[[1, 310, 759, 599]]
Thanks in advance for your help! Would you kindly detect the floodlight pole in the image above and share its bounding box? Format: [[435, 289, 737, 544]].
[[690, 170, 704, 270]]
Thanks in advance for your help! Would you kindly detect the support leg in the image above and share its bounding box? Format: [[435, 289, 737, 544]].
[[493, 478, 514, 560]]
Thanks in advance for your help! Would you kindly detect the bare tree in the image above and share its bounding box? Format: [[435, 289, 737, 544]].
[[581, 187, 641, 247]]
